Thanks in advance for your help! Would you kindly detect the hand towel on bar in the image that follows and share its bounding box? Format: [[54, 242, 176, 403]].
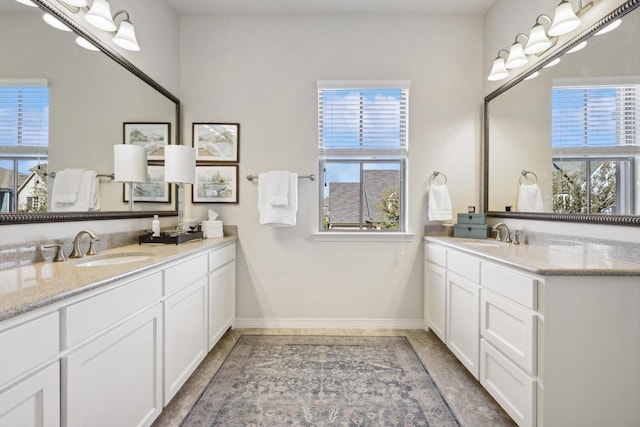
[[259, 172, 298, 227], [50, 168, 84, 204], [428, 183, 452, 221], [262, 170, 290, 206], [517, 183, 543, 212], [52, 170, 101, 211]]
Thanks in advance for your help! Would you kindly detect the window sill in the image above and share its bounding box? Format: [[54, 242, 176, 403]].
[[312, 232, 416, 242]]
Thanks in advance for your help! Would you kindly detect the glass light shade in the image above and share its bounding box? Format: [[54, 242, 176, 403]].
[[85, 0, 116, 32], [525, 24, 553, 54], [165, 146, 195, 184], [543, 57, 561, 68], [505, 42, 528, 69], [61, 0, 88, 6], [43, 13, 72, 32], [113, 145, 147, 183], [567, 40, 587, 53], [113, 20, 140, 51], [525, 71, 540, 80], [75, 36, 100, 51], [487, 57, 509, 81], [594, 19, 621, 36], [548, 1, 580, 36], [15, 0, 37, 7]]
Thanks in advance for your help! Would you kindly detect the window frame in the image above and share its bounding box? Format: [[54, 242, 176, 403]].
[[316, 81, 410, 234]]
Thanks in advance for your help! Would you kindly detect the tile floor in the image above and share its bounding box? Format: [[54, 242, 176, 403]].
[[151, 328, 516, 427]]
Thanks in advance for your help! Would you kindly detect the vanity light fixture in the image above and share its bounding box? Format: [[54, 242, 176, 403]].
[[548, 0, 594, 36], [525, 71, 540, 80], [61, 0, 88, 6], [525, 15, 555, 54], [75, 36, 100, 51], [566, 40, 588, 53], [487, 49, 510, 81], [114, 144, 148, 211], [505, 34, 530, 69], [85, 0, 116, 32], [543, 57, 562, 68], [112, 10, 140, 51], [14, 0, 36, 7], [43, 12, 72, 31], [164, 145, 196, 233], [594, 18, 621, 35]]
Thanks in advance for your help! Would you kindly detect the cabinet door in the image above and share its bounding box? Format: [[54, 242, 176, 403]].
[[446, 271, 480, 379], [63, 304, 162, 427], [0, 362, 60, 427], [424, 262, 446, 342], [208, 261, 236, 351], [164, 277, 208, 405]]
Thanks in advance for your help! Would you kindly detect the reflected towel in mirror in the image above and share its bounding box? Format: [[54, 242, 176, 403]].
[[517, 183, 543, 212]]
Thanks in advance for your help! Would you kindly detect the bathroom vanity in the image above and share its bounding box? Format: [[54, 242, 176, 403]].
[[424, 236, 640, 427], [0, 237, 236, 427]]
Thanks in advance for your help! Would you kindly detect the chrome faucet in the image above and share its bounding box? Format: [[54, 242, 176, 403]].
[[69, 230, 100, 258], [492, 223, 512, 243]]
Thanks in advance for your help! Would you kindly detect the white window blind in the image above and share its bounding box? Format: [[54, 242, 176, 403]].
[[0, 80, 49, 147], [318, 83, 409, 158], [551, 84, 640, 147]]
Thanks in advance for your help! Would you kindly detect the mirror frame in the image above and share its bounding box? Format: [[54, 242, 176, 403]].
[[0, 0, 180, 225], [483, 0, 640, 226]]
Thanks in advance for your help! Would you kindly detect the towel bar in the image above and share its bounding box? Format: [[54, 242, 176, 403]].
[[520, 170, 538, 184], [246, 174, 316, 182], [428, 171, 447, 185], [46, 172, 114, 179]]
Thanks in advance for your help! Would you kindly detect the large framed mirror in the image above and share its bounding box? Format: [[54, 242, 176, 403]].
[[484, 0, 640, 225], [0, 0, 179, 224]]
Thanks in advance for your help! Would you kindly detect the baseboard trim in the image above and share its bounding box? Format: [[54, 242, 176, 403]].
[[235, 317, 425, 330]]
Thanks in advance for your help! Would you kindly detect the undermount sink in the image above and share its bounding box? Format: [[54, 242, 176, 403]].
[[73, 253, 153, 267]]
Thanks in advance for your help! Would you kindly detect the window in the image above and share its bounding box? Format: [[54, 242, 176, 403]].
[[0, 80, 49, 213], [551, 82, 638, 214], [318, 81, 409, 231]]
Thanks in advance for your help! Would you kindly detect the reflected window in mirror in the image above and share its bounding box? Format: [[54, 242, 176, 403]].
[[0, 82, 49, 213], [551, 82, 638, 214]]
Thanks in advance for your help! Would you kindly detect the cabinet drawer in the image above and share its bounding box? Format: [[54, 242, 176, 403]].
[[480, 339, 536, 427], [481, 263, 537, 309], [481, 290, 536, 375], [425, 243, 446, 267], [0, 312, 59, 387], [447, 249, 480, 282], [62, 272, 162, 349], [165, 254, 208, 296], [209, 243, 236, 272]]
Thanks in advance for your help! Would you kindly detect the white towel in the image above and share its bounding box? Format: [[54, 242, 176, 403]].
[[428, 184, 452, 221], [51, 168, 84, 204], [261, 170, 290, 206], [52, 170, 101, 211], [517, 183, 543, 212], [259, 172, 298, 227]]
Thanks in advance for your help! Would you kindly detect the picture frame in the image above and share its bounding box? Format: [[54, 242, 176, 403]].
[[193, 123, 239, 162], [193, 164, 238, 203], [123, 165, 171, 203], [124, 122, 170, 161]]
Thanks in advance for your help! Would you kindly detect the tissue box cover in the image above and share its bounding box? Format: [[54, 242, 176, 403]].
[[453, 224, 490, 239], [456, 213, 486, 225], [202, 220, 223, 238]]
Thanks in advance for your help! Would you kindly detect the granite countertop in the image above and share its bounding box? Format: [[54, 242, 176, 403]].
[[0, 236, 237, 322], [425, 236, 640, 276]]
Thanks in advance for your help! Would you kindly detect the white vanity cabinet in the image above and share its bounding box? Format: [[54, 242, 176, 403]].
[[424, 243, 446, 342], [208, 243, 236, 351], [163, 254, 209, 405]]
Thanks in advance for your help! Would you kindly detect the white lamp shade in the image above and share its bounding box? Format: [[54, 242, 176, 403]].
[[525, 24, 553, 54], [548, 1, 580, 36], [113, 20, 140, 51], [487, 57, 509, 81], [114, 144, 147, 183], [165, 145, 195, 184], [75, 36, 100, 51], [15, 0, 37, 7], [85, 0, 116, 32], [505, 42, 528, 69], [62, 0, 88, 6], [43, 13, 72, 32]]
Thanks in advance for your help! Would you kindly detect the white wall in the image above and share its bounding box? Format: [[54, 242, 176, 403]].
[[484, 0, 640, 242], [179, 13, 485, 326]]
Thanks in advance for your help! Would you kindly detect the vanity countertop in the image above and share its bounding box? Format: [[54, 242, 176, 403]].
[[0, 236, 237, 322], [425, 236, 640, 276]]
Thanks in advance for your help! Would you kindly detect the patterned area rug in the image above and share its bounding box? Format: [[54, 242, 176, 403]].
[[181, 335, 460, 426]]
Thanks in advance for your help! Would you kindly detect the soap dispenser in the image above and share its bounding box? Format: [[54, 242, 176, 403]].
[[152, 215, 160, 237]]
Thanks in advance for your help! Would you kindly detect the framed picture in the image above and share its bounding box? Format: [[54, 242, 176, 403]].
[[124, 122, 170, 161], [193, 123, 239, 162], [193, 165, 238, 203], [123, 165, 171, 203]]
